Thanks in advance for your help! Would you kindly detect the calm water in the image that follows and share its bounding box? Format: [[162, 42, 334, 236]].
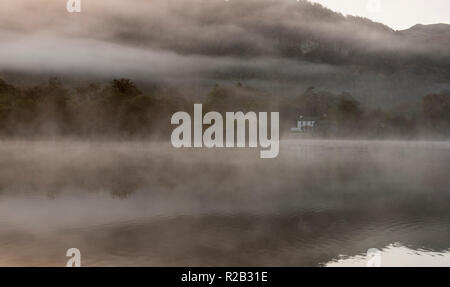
[[0, 139, 449, 266]]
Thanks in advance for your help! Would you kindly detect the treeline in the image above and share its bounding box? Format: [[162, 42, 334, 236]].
[[0, 77, 448, 139], [205, 84, 450, 139], [0, 78, 190, 138]]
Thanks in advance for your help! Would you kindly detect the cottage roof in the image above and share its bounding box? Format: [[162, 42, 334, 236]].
[[298, 116, 320, 121]]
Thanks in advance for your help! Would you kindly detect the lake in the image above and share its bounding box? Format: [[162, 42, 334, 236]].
[[0, 139, 449, 266]]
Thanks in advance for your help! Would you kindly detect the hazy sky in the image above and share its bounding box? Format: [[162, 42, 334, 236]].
[[0, 0, 449, 92], [310, 0, 450, 30]]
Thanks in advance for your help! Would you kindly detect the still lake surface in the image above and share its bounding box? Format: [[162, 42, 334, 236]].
[[0, 139, 449, 266]]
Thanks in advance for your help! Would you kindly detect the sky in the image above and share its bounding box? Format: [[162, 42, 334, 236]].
[[0, 0, 448, 105], [310, 0, 450, 30], [0, 0, 448, 90]]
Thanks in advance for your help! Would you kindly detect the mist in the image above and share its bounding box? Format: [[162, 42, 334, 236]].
[[1, 0, 450, 107], [0, 140, 449, 266], [0, 0, 449, 267]]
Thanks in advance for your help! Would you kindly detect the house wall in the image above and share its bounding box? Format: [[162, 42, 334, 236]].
[[297, 121, 316, 130]]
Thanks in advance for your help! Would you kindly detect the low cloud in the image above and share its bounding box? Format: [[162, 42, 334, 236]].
[[0, 0, 449, 104]]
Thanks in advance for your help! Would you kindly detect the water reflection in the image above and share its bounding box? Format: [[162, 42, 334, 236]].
[[327, 244, 450, 267], [0, 140, 449, 266]]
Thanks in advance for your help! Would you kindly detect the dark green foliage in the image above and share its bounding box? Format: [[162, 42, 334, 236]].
[[336, 93, 363, 122], [0, 77, 189, 138], [0, 79, 18, 130], [0, 77, 447, 139], [423, 94, 450, 126]]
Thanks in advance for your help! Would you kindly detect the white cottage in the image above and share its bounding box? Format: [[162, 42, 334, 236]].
[[291, 115, 320, 132]]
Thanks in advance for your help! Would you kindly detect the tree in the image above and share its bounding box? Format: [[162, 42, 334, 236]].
[[0, 78, 19, 132], [111, 79, 142, 98], [337, 93, 362, 122], [423, 93, 450, 127]]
